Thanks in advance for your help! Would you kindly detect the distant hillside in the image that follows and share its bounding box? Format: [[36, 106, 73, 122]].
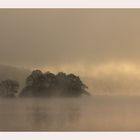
[[0, 64, 30, 90]]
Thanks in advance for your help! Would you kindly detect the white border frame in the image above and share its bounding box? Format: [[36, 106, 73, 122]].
[[0, 0, 140, 8], [0, 0, 140, 139], [0, 132, 140, 140]]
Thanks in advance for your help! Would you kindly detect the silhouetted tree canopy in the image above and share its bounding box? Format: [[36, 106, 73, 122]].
[[0, 79, 19, 97], [20, 70, 90, 97]]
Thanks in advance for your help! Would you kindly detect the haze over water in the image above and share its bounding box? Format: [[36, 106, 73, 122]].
[[0, 96, 140, 131]]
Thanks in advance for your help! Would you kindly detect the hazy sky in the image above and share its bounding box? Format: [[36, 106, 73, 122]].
[[1, 9, 140, 94], [0, 9, 140, 66]]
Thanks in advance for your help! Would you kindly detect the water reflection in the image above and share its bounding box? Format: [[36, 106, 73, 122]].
[[0, 97, 140, 131], [31, 105, 52, 130], [29, 98, 81, 131]]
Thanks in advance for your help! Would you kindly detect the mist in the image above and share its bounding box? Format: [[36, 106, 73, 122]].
[[0, 9, 140, 95], [0, 97, 140, 131]]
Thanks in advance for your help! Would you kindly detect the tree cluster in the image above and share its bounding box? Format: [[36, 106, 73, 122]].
[[0, 70, 90, 98], [0, 80, 19, 98]]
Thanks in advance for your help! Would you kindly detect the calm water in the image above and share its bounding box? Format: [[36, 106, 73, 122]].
[[0, 96, 140, 131]]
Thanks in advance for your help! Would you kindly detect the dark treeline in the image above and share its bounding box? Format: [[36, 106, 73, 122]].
[[0, 70, 90, 98]]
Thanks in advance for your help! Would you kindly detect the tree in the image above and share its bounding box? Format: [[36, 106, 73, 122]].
[[66, 74, 88, 97], [20, 70, 45, 97], [55, 72, 68, 96], [26, 70, 44, 87], [0, 79, 19, 97], [44, 72, 56, 89]]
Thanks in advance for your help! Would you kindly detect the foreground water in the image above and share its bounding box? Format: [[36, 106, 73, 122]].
[[0, 96, 140, 131]]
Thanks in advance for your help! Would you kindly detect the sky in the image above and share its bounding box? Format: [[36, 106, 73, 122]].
[[0, 9, 140, 95]]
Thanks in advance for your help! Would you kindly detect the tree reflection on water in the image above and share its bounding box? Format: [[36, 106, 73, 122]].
[[30, 99, 81, 131]]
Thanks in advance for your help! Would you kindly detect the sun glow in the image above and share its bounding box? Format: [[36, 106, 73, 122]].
[[35, 61, 140, 79]]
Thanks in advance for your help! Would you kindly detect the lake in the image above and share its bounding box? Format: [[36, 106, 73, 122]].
[[0, 96, 140, 131]]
